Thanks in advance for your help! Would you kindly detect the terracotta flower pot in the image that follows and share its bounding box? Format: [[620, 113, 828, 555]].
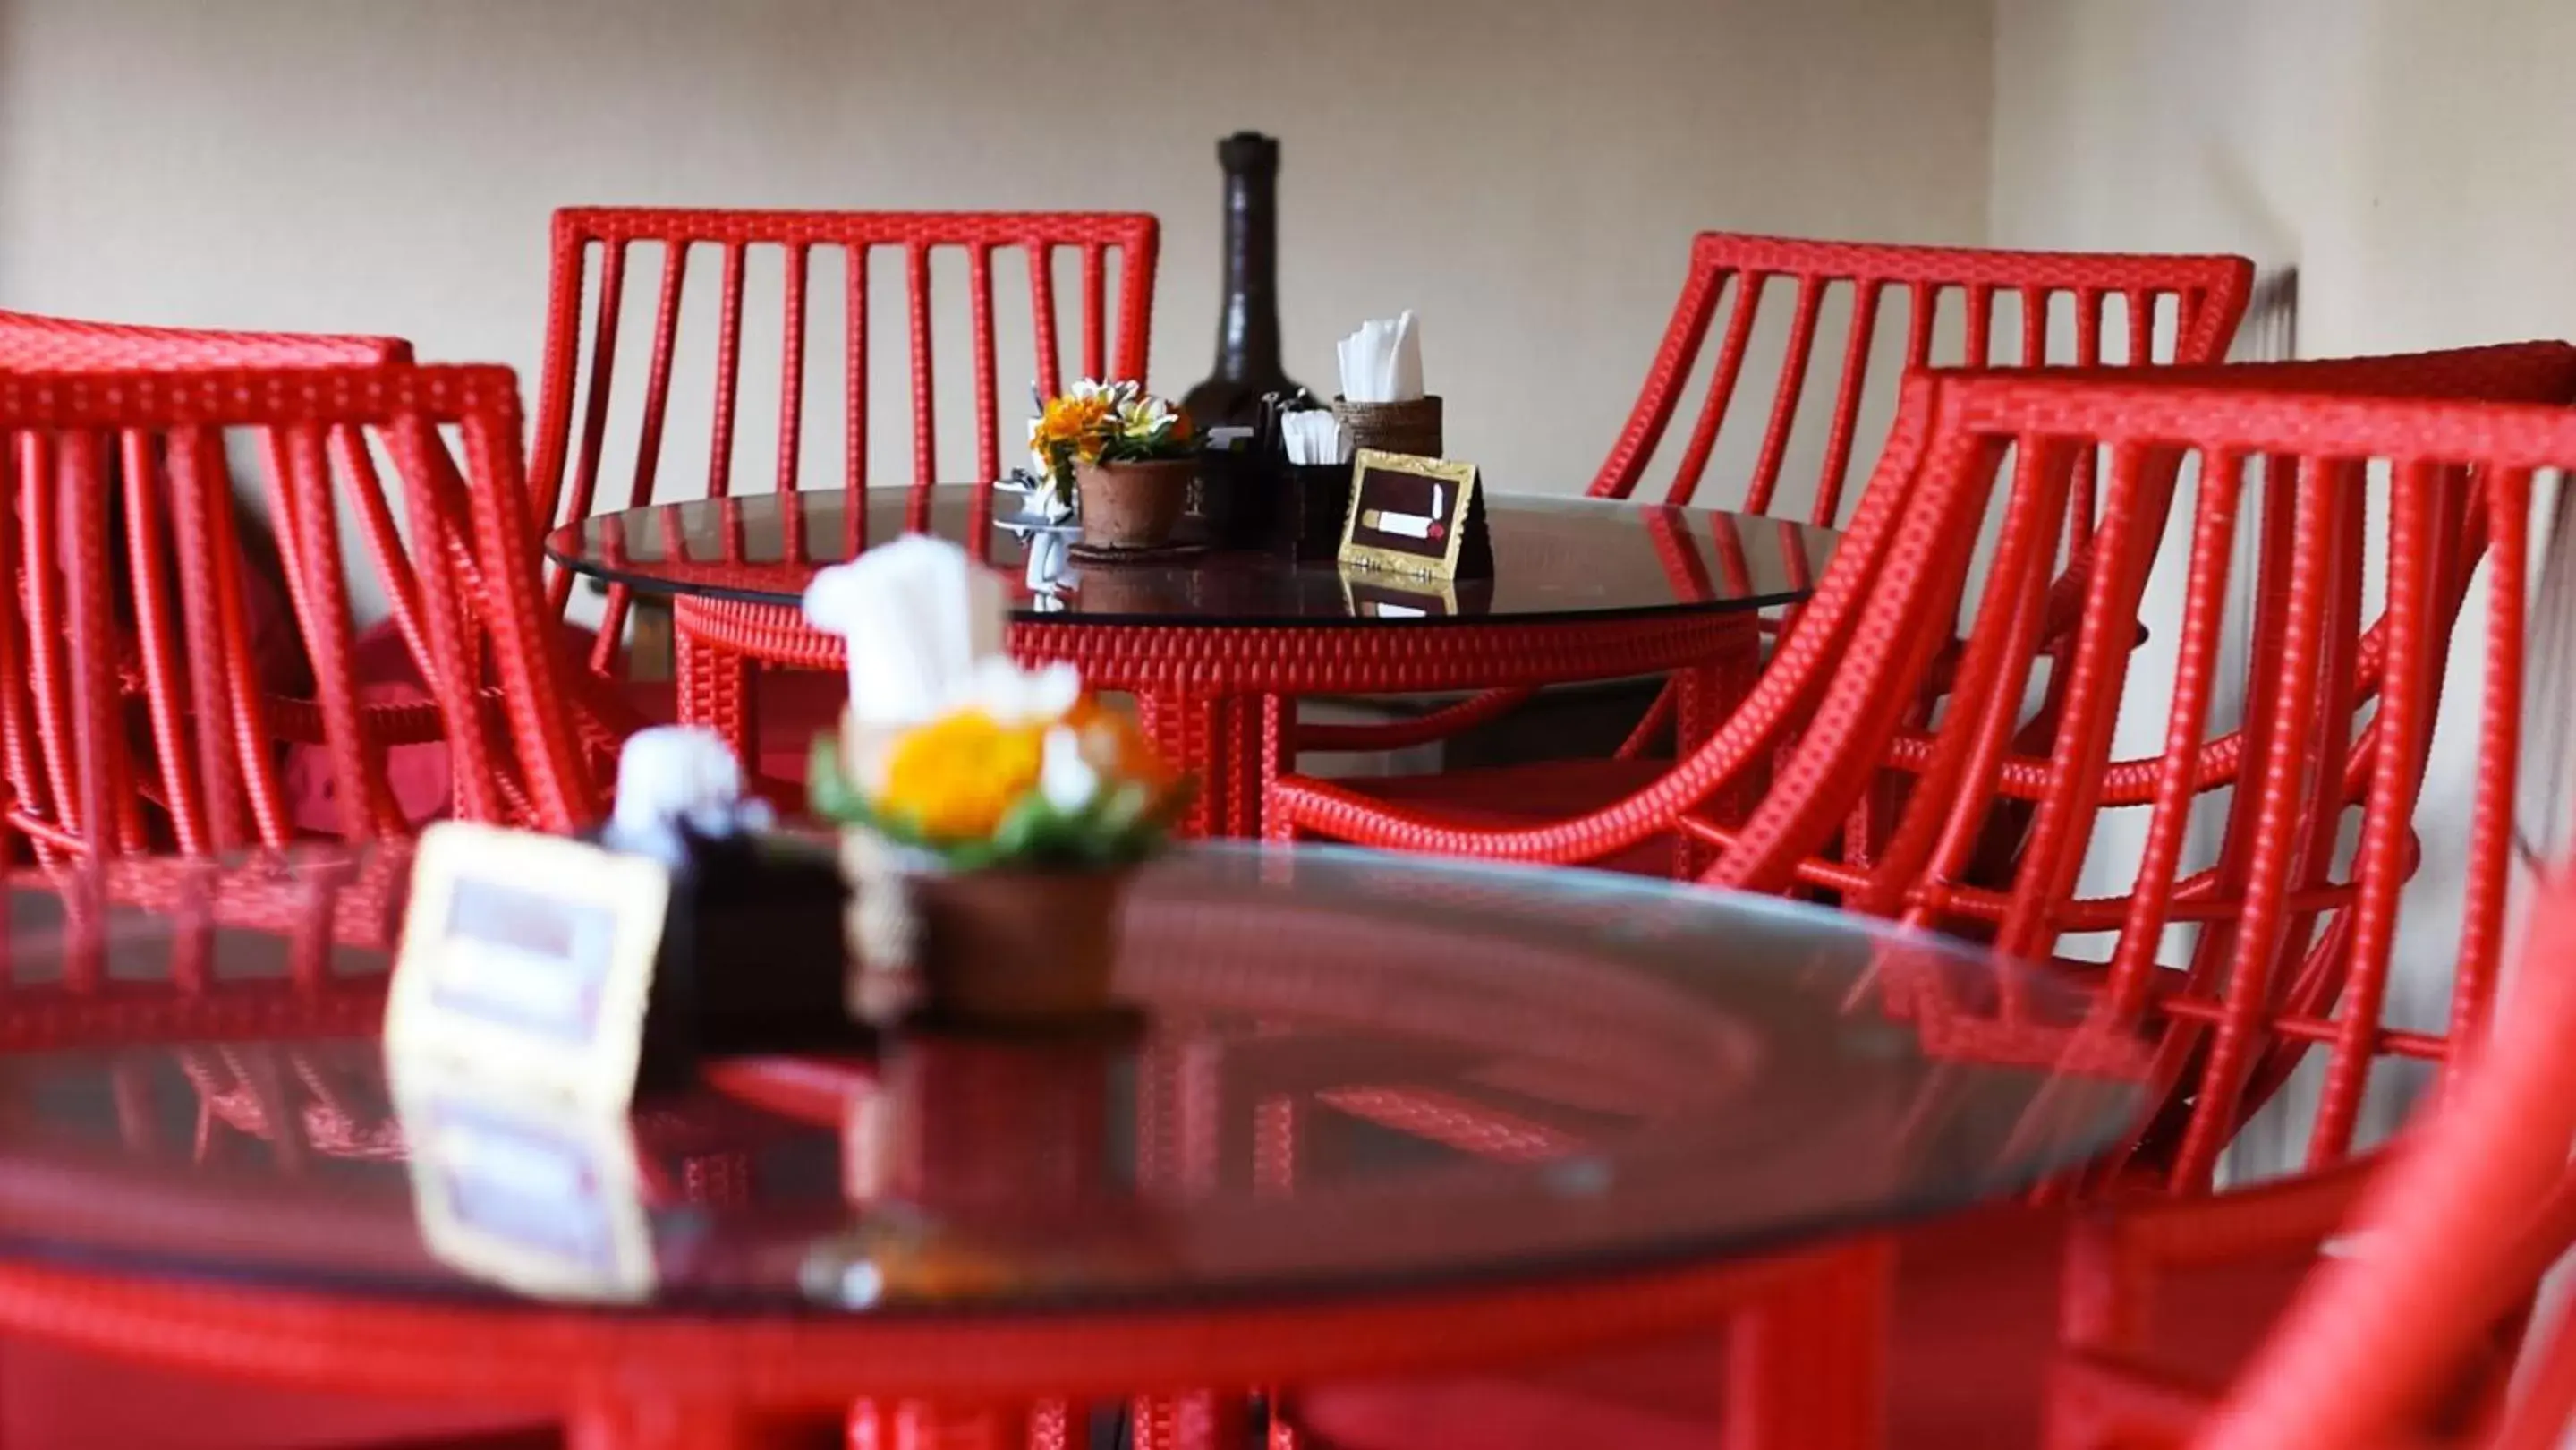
[[1075, 457, 1195, 550], [902, 865, 1132, 1025]]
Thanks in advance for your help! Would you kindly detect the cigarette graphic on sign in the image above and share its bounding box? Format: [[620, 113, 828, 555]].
[[1361, 484, 1444, 539], [1339, 451, 1483, 581]]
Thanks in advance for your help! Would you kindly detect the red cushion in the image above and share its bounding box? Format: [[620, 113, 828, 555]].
[[1297, 758, 1678, 876], [1294, 1202, 2311, 1450], [278, 622, 829, 834], [0, 1335, 548, 1450], [284, 622, 451, 837]]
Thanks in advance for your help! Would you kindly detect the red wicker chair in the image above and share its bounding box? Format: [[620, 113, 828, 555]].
[[0, 342, 587, 1439], [1288, 345, 2573, 1450], [2145, 870, 2576, 1450], [0, 310, 611, 860], [0, 363, 600, 1449], [1594, 234, 2251, 524], [527, 207, 1160, 783], [1297, 234, 2256, 767], [0, 363, 604, 864], [0, 309, 411, 372]]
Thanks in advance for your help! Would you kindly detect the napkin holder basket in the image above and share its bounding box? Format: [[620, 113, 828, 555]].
[[1195, 447, 1293, 550], [1292, 463, 1355, 560], [1196, 449, 1356, 561], [1331, 397, 1443, 459], [641, 831, 863, 1076]]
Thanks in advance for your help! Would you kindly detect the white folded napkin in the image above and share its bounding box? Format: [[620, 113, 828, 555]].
[[602, 725, 775, 866], [802, 535, 1007, 728], [1336, 311, 1425, 404], [1281, 410, 1349, 465]]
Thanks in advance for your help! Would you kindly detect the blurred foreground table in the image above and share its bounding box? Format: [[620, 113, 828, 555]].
[[0, 844, 2143, 1448]]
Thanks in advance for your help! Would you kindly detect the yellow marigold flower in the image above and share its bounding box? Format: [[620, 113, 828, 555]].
[[878, 711, 1046, 841], [1067, 695, 1173, 787], [1033, 393, 1111, 461]]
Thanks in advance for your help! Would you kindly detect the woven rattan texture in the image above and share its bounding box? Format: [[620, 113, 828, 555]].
[[1269, 340, 2576, 1450], [1274, 341, 2576, 1199], [528, 207, 1160, 686], [1308, 233, 2254, 765], [673, 593, 1758, 840], [1591, 233, 2254, 524], [0, 363, 603, 863]]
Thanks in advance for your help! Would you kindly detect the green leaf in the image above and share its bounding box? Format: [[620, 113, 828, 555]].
[[992, 794, 1050, 857], [808, 729, 1197, 872], [808, 733, 870, 824]]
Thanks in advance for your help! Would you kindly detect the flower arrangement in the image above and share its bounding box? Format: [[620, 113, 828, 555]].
[[802, 536, 1186, 1024], [1026, 379, 1194, 513], [807, 658, 1188, 872]]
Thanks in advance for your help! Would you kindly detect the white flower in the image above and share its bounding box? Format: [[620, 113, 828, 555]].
[[1115, 397, 1176, 439], [604, 726, 771, 865], [947, 656, 1084, 727], [1040, 724, 1102, 814]]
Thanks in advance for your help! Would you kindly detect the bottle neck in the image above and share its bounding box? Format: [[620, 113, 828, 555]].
[[1215, 165, 1284, 380]]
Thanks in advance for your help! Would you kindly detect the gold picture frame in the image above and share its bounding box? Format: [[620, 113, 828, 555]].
[[1337, 448, 1483, 581], [387, 822, 672, 1113]]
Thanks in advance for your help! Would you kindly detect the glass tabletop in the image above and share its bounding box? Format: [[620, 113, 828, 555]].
[[541, 486, 1838, 626], [0, 844, 2147, 1318]]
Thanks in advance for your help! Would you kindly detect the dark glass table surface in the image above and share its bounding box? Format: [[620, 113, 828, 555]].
[[541, 486, 1839, 626], [0, 845, 2146, 1317]]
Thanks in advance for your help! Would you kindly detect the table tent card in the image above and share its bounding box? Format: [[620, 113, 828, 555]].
[[1338, 448, 1493, 582], [387, 822, 671, 1114]]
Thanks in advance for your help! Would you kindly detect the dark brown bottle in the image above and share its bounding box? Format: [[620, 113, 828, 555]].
[[1182, 132, 1303, 431]]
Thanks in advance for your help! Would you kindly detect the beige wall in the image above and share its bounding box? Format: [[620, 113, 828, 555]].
[[0, 0, 1994, 502], [1990, 0, 2576, 1159], [1994, 0, 2576, 354]]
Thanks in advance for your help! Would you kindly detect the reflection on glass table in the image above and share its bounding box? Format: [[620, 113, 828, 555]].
[[546, 485, 1836, 627], [0, 843, 2147, 1317]]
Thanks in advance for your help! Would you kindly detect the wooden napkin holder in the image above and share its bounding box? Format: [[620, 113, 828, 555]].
[[649, 830, 863, 1070], [1331, 397, 1444, 458]]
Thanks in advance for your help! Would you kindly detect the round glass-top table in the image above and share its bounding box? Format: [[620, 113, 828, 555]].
[[0, 843, 2143, 1448], [543, 487, 1839, 836]]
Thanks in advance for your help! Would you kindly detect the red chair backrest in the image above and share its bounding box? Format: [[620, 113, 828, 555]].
[[1755, 345, 2576, 1193], [0, 309, 411, 371], [527, 206, 1158, 668], [0, 365, 593, 861], [1588, 234, 2255, 524]]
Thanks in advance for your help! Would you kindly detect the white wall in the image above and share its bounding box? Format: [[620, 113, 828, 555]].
[[1990, 0, 2576, 1161], [0, 0, 1994, 502], [1994, 0, 2576, 348]]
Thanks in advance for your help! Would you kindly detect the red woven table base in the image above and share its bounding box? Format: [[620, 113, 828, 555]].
[[669, 598, 1763, 839], [0, 1235, 1880, 1450], [848, 1402, 1079, 1450]]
